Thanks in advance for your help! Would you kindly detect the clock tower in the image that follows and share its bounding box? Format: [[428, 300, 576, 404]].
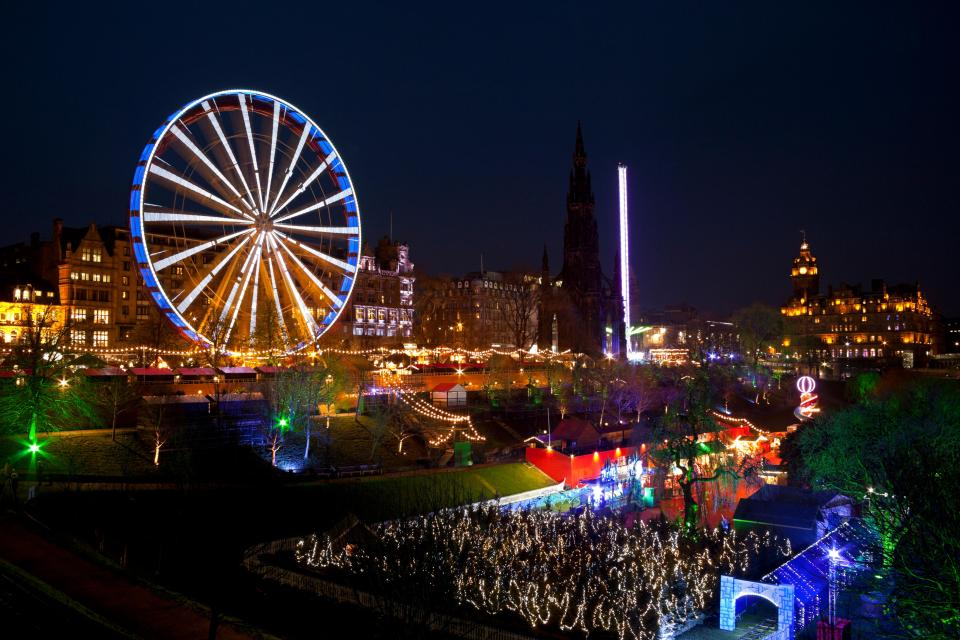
[[790, 232, 819, 301]]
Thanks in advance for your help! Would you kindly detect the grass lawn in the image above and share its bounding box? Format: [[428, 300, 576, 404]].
[[287, 462, 556, 525]]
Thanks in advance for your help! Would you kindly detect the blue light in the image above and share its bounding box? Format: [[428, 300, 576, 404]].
[[133, 242, 148, 264]]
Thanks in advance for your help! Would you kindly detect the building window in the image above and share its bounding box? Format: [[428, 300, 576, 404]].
[[81, 248, 92, 262], [355, 307, 363, 322], [71, 308, 88, 322], [123, 261, 131, 271], [92, 330, 108, 347], [367, 309, 376, 322], [122, 305, 129, 316], [123, 246, 130, 256], [71, 329, 86, 345], [80, 272, 90, 281], [92, 273, 102, 283], [96, 290, 109, 302], [92, 248, 102, 263], [70, 272, 79, 281], [103, 273, 112, 284], [136, 304, 150, 320], [93, 309, 110, 324], [122, 276, 129, 286], [121, 291, 129, 300]]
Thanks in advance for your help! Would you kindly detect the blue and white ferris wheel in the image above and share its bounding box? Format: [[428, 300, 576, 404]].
[[128, 90, 361, 354]]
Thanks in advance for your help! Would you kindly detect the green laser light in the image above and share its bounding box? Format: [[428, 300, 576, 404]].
[[28, 443, 40, 453]]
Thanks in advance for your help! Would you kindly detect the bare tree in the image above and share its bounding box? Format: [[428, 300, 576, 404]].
[[99, 375, 140, 441], [501, 272, 540, 351]]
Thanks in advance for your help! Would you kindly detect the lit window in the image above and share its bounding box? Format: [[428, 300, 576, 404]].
[[355, 307, 363, 322], [93, 309, 110, 324], [92, 330, 108, 347], [92, 273, 102, 283], [81, 248, 91, 262], [71, 329, 86, 345], [70, 272, 79, 281], [71, 308, 88, 321], [103, 274, 111, 284], [91, 249, 102, 263], [80, 272, 90, 281]]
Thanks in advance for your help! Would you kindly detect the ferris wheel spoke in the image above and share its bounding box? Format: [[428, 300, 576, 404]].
[[247, 250, 262, 345], [263, 100, 282, 219], [219, 236, 263, 344], [169, 125, 248, 209], [201, 100, 259, 213], [270, 151, 338, 218], [273, 222, 360, 237], [265, 243, 290, 348], [175, 233, 254, 314], [152, 228, 253, 272], [269, 234, 322, 339], [276, 237, 344, 311], [142, 210, 254, 226], [271, 187, 353, 224], [274, 231, 355, 275], [266, 122, 311, 215], [148, 164, 250, 220], [238, 94, 265, 212]]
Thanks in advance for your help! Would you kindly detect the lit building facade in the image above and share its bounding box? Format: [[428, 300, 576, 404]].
[[0, 276, 64, 345], [0, 219, 190, 353], [342, 237, 414, 346], [781, 236, 938, 366]]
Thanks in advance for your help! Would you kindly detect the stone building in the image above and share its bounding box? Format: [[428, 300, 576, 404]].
[[417, 269, 539, 350], [0, 275, 63, 346], [781, 234, 939, 367], [0, 219, 185, 353], [342, 236, 415, 346]]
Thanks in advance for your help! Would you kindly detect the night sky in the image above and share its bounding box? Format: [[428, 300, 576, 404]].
[[7, 2, 959, 316]]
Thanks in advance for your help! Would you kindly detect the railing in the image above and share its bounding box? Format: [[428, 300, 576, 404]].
[[243, 539, 537, 640]]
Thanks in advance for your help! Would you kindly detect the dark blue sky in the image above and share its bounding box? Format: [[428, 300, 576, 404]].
[[7, 2, 959, 315]]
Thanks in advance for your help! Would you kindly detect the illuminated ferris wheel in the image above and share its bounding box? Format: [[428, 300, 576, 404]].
[[128, 89, 361, 354]]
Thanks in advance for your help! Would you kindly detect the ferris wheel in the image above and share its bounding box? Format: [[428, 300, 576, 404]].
[[129, 89, 361, 355]]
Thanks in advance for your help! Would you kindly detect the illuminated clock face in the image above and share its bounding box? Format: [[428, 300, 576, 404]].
[[799, 267, 808, 274]]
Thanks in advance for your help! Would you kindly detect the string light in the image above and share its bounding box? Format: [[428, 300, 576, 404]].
[[296, 506, 788, 640]]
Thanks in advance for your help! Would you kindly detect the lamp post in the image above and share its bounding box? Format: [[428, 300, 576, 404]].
[[827, 547, 841, 627]]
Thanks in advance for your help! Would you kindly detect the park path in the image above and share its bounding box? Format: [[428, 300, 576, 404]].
[[0, 514, 262, 640]]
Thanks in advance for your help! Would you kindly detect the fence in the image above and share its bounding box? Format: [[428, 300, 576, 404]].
[[243, 538, 538, 640]]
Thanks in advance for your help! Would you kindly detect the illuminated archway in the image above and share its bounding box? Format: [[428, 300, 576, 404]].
[[719, 575, 795, 638]]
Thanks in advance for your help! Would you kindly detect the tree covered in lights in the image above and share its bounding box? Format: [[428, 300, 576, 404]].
[[0, 305, 96, 440], [789, 377, 960, 639], [298, 506, 788, 640]]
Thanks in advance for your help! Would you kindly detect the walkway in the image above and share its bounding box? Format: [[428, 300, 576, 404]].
[[0, 514, 264, 639]]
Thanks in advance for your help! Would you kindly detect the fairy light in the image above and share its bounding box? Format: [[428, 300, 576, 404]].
[[295, 506, 787, 640]]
